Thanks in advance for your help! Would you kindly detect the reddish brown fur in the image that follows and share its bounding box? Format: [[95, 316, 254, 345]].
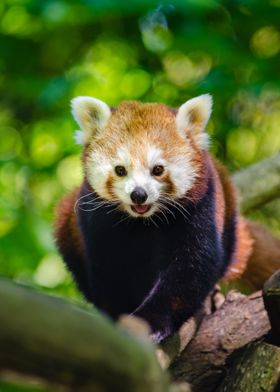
[[185, 135, 207, 203], [241, 221, 280, 289], [171, 296, 187, 311], [223, 218, 254, 281], [212, 164, 226, 235], [209, 160, 255, 282], [54, 187, 85, 265], [213, 160, 237, 223], [105, 174, 116, 200], [160, 172, 176, 196]]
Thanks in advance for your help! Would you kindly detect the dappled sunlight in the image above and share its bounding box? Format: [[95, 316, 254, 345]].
[[56, 154, 82, 190], [0, 216, 16, 238], [163, 51, 212, 88], [33, 253, 69, 288], [1, 6, 41, 36], [226, 128, 257, 167], [30, 175, 61, 209], [0, 127, 22, 161], [30, 132, 62, 168], [227, 87, 280, 166], [251, 25, 280, 58]]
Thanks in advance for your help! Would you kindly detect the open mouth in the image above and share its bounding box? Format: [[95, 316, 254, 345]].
[[131, 204, 151, 215]]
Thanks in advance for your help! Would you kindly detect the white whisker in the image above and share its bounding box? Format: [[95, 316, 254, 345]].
[[148, 216, 159, 228], [159, 195, 190, 221], [113, 214, 131, 228]]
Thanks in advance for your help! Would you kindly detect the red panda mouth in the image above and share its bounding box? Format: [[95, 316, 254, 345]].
[[131, 204, 151, 215]]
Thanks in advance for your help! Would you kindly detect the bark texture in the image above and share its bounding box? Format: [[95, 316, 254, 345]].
[[169, 291, 271, 392], [217, 343, 280, 392]]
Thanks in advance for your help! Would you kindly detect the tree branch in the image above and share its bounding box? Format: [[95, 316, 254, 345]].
[[169, 290, 270, 392], [217, 342, 280, 392], [0, 278, 168, 392], [233, 152, 280, 212]]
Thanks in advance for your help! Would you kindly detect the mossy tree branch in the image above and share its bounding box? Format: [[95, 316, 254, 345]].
[[0, 278, 169, 392]]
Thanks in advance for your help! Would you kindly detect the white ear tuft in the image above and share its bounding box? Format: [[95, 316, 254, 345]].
[[71, 96, 111, 145], [176, 94, 212, 149]]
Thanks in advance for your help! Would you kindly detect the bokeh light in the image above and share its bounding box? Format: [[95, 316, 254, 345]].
[[251, 26, 280, 58]]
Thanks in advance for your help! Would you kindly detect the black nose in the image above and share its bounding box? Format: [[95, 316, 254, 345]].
[[130, 187, 148, 204]]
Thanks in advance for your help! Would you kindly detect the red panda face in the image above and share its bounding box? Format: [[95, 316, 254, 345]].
[[71, 96, 212, 218]]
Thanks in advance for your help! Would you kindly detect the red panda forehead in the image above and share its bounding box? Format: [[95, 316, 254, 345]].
[[86, 101, 197, 164], [100, 101, 185, 154], [109, 101, 176, 135]]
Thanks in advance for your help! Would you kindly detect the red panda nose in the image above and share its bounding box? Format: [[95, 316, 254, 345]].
[[130, 187, 148, 204]]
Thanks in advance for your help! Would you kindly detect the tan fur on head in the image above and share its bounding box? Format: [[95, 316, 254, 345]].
[[176, 94, 213, 149], [71, 96, 111, 145]]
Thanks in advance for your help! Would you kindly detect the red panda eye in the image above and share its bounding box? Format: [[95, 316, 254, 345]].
[[152, 165, 164, 176], [115, 165, 127, 177]]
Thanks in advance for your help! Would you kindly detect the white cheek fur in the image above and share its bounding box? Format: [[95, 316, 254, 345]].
[[168, 156, 197, 197], [87, 153, 112, 199]]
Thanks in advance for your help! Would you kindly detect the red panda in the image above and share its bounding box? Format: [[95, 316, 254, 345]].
[[54, 95, 280, 342]]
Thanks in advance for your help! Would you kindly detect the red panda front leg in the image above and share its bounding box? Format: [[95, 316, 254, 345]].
[[133, 219, 223, 342], [133, 252, 221, 342]]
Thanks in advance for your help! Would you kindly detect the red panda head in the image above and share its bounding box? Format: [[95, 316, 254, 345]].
[[71, 95, 212, 218]]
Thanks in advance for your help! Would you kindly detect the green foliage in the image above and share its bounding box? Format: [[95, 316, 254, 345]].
[[0, 0, 280, 307]]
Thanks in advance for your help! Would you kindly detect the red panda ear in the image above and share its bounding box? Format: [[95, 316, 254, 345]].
[[71, 96, 111, 145], [175, 94, 212, 149]]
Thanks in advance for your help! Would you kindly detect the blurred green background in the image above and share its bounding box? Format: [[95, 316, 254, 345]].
[[1, 0, 280, 298], [0, 0, 280, 390], [1, 0, 280, 322]]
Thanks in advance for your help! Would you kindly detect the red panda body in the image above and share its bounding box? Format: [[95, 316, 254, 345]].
[[55, 96, 279, 341]]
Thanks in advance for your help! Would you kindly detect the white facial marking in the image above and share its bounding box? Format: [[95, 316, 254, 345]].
[[168, 155, 196, 197], [147, 146, 164, 167], [115, 146, 131, 166], [87, 151, 112, 198]]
